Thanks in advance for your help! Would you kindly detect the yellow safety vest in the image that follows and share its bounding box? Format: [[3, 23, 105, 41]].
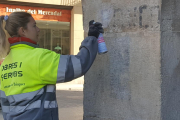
[[0, 44, 60, 96]]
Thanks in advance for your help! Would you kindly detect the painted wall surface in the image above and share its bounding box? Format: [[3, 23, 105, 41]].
[[82, 0, 161, 120], [161, 0, 180, 119]]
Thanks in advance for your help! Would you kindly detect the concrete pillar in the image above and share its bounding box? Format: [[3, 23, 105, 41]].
[[161, 0, 180, 119], [82, 0, 162, 120]]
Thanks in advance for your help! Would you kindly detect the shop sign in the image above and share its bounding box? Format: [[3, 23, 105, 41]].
[[6, 7, 62, 16], [0, 4, 71, 22]]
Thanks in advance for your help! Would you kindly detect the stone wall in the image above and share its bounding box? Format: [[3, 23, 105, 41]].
[[161, 0, 180, 119], [82, 0, 161, 120]]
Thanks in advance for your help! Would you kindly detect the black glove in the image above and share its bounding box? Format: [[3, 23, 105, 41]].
[[88, 20, 104, 38]]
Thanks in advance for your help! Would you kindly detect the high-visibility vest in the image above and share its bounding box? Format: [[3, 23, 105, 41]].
[[0, 43, 60, 96]]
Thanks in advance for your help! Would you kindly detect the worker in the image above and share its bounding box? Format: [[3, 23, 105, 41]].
[[0, 12, 103, 120]]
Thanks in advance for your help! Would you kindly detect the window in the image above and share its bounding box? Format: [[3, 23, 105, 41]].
[[37, 20, 70, 55]]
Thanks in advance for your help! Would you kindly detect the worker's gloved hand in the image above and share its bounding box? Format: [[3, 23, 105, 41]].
[[88, 20, 104, 38]]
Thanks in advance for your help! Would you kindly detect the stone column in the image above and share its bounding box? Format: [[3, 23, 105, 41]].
[[161, 0, 180, 119], [82, 0, 162, 120]]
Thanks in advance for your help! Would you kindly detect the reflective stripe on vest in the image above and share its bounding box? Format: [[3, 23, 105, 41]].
[[0, 85, 58, 113]]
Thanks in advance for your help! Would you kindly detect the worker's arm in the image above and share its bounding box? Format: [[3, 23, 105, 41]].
[[57, 20, 103, 83], [57, 36, 98, 83], [39, 36, 98, 84], [39, 20, 103, 84]]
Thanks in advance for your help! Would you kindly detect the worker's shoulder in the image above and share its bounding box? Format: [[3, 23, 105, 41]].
[[35, 48, 60, 57], [30, 47, 50, 53], [35, 48, 57, 54]]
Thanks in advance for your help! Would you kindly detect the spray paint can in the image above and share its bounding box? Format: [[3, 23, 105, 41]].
[[93, 22, 108, 54], [97, 33, 108, 54]]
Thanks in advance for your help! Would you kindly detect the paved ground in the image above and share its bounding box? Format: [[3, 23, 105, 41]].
[[57, 90, 83, 120], [0, 83, 83, 120]]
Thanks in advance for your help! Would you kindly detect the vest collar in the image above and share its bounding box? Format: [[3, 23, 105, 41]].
[[8, 37, 39, 48]]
